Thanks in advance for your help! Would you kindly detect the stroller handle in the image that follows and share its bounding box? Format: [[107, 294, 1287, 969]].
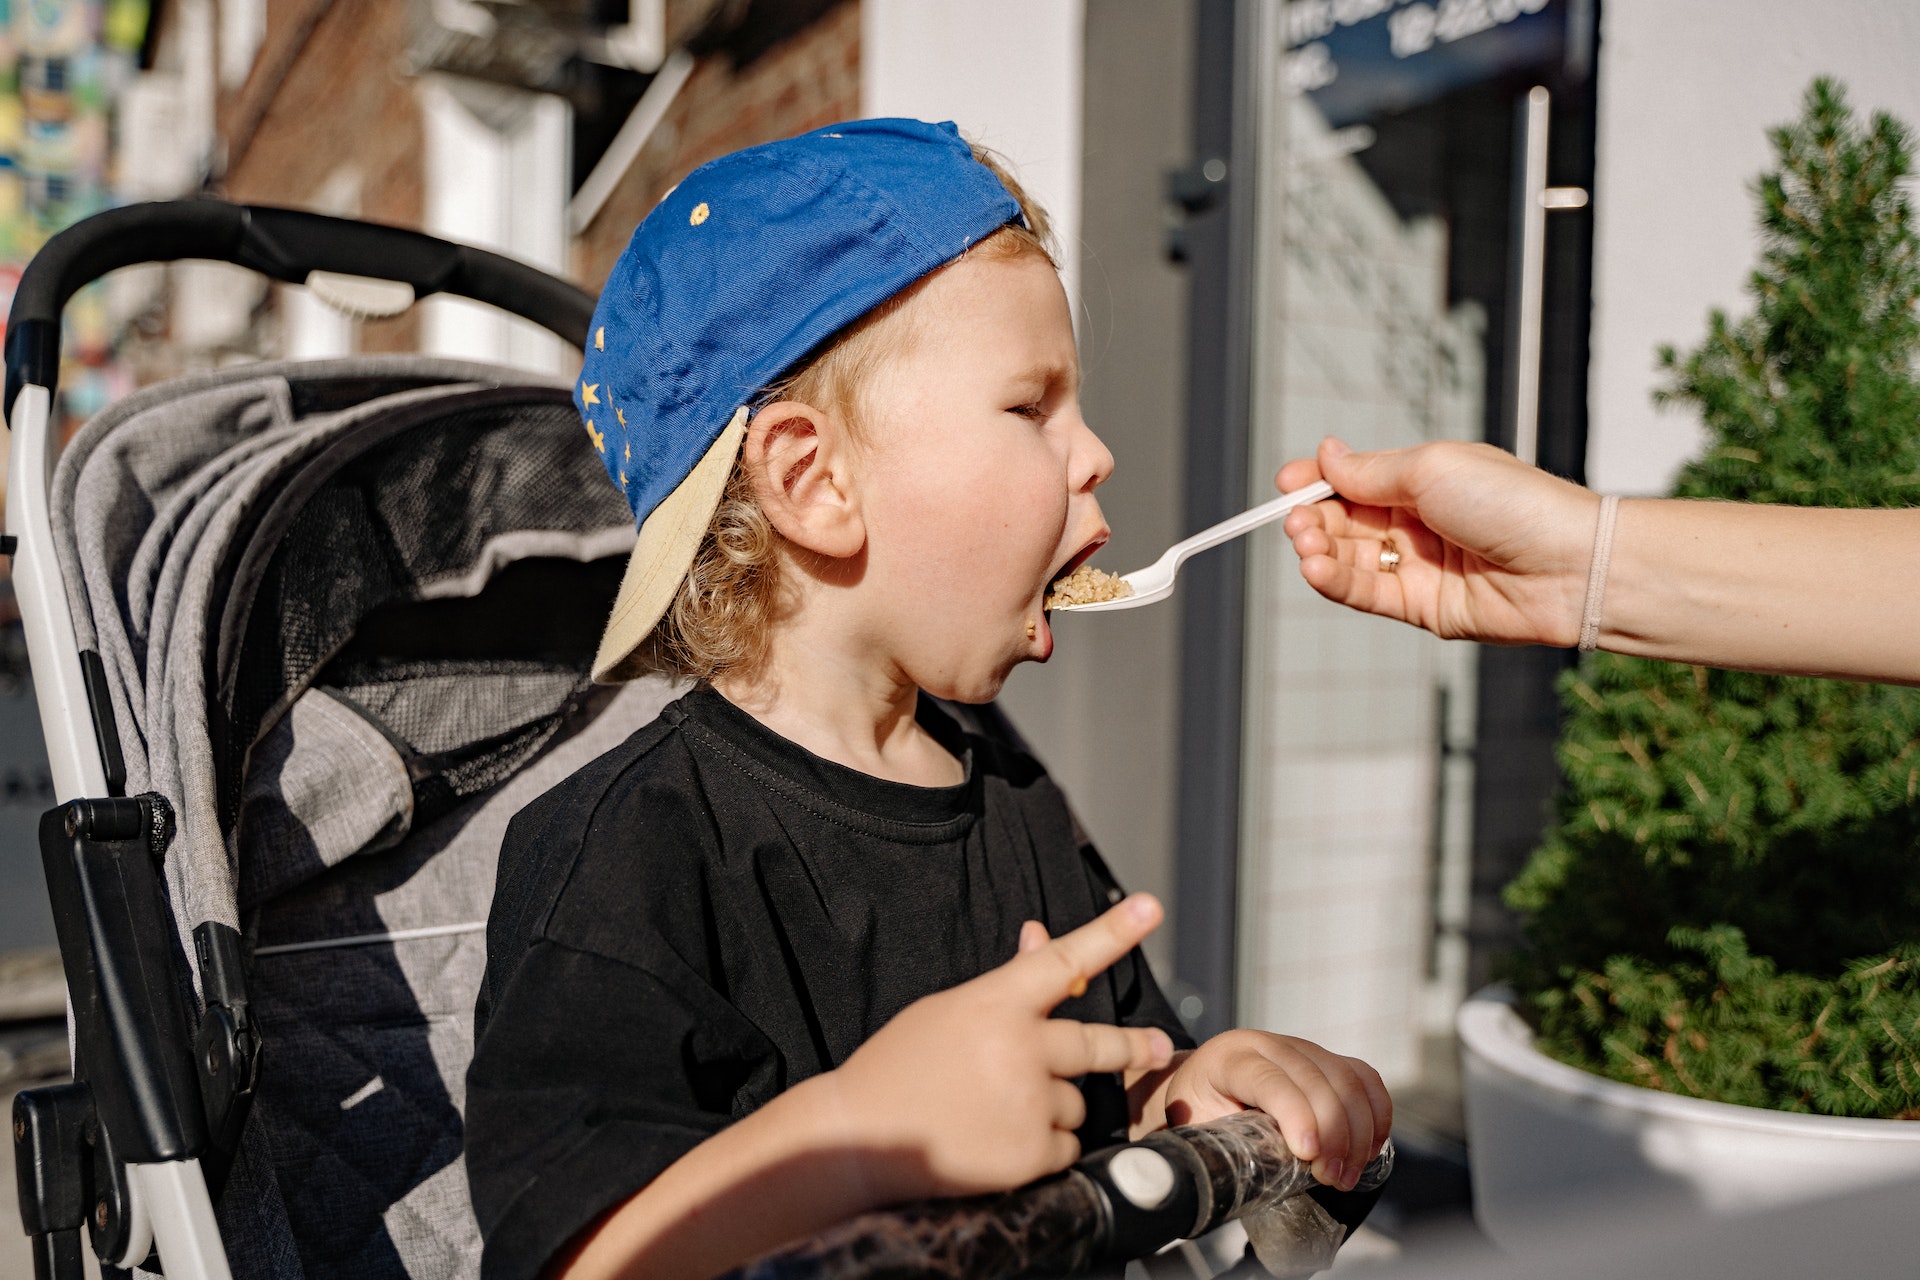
[[3, 199, 597, 420], [732, 1112, 1394, 1279]]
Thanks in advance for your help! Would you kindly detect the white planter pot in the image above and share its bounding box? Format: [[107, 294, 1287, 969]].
[[1457, 988, 1920, 1251]]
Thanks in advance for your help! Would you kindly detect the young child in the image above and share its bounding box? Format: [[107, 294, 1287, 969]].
[[466, 119, 1391, 1280]]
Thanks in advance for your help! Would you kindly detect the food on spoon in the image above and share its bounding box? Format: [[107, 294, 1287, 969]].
[[1045, 564, 1134, 610]]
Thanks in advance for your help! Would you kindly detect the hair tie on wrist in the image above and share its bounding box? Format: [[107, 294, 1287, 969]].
[[1578, 494, 1620, 654]]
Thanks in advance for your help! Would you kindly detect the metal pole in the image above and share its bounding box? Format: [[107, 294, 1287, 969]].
[[1512, 86, 1550, 467], [1173, 0, 1258, 1041]]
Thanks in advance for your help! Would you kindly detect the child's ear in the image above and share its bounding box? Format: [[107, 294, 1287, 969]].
[[743, 400, 865, 559]]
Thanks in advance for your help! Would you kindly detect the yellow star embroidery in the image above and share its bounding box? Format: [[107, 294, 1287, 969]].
[[614, 408, 626, 426], [623, 442, 631, 463], [585, 421, 605, 453], [619, 470, 627, 486], [594, 327, 605, 351], [581, 382, 600, 407]]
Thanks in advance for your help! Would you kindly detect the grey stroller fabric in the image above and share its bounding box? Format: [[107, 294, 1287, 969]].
[[48, 356, 669, 1279]]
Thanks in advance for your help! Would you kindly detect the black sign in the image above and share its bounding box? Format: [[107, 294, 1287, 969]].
[[1281, 0, 1571, 127]]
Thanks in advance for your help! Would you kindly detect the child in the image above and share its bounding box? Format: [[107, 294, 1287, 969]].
[[466, 119, 1391, 1280]]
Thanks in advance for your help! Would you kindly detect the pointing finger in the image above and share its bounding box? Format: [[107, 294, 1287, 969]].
[[1001, 894, 1163, 1011]]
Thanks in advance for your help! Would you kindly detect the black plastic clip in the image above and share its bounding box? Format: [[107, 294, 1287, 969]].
[[78, 651, 127, 798], [13, 1083, 92, 1280], [193, 922, 258, 1159]]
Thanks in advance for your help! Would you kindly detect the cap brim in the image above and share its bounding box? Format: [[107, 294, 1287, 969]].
[[593, 406, 749, 683]]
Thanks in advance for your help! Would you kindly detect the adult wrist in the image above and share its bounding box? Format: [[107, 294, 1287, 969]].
[[1577, 494, 1622, 653]]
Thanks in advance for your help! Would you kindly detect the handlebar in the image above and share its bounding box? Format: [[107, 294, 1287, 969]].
[[3, 200, 596, 421], [728, 1112, 1394, 1280]]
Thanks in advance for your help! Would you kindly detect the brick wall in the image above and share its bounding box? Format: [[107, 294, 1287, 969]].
[[572, 0, 862, 291], [214, 0, 426, 351], [180, 0, 859, 344]]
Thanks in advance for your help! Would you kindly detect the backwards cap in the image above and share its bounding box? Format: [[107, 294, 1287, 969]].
[[577, 118, 1022, 681]]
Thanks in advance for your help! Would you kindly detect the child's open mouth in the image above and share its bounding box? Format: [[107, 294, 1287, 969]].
[[1044, 540, 1106, 612], [1044, 539, 1130, 613], [1029, 536, 1113, 656]]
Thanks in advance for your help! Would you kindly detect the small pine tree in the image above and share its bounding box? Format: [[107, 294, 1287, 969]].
[[1507, 79, 1920, 1119]]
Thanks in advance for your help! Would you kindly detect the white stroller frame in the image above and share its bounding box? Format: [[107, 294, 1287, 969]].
[[6, 201, 598, 1280]]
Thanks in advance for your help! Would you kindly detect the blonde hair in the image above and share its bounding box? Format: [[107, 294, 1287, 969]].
[[618, 143, 1057, 684]]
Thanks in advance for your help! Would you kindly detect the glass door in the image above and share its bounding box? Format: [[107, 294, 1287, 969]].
[[1235, 0, 1597, 1109]]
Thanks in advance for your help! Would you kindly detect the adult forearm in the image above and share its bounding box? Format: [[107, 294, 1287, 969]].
[[555, 1074, 889, 1280], [1599, 500, 1920, 684]]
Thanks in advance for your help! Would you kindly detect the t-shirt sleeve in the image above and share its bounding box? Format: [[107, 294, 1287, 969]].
[[466, 941, 754, 1280], [466, 746, 780, 1280]]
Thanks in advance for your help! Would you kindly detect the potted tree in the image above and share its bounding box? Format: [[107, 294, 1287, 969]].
[[1458, 78, 1920, 1250]]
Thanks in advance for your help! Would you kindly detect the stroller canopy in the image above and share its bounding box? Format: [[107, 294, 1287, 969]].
[[50, 355, 677, 1277]]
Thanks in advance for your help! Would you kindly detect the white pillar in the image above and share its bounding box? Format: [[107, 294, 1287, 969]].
[[859, 1, 1085, 319], [420, 78, 573, 374]]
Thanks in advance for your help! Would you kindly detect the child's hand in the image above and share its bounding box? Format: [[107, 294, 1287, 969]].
[[1141, 1031, 1392, 1192], [822, 894, 1176, 1203]]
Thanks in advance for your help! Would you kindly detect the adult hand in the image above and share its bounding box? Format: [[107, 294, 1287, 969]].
[[1279, 437, 1598, 647], [825, 894, 1175, 1202]]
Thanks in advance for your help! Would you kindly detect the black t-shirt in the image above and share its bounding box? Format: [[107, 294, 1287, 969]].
[[466, 686, 1190, 1280]]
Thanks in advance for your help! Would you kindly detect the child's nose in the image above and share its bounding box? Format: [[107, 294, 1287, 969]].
[[1071, 419, 1115, 493]]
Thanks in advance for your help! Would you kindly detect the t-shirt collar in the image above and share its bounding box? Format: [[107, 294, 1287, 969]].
[[677, 684, 978, 830]]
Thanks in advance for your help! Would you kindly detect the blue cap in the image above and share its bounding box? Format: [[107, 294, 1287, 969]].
[[575, 118, 1023, 526]]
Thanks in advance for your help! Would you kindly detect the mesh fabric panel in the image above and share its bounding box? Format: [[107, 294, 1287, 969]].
[[223, 392, 629, 832]]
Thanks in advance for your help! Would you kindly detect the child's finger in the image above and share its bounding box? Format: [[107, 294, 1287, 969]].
[[1017, 920, 1050, 955], [1318, 1054, 1380, 1185], [1044, 1128, 1082, 1174], [1040, 1019, 1173, 1078], [1219, 1050, 1359, 1186], [1348, 1056, 1394, 1159], [1051, 1079, 1087, 1133], [1000, 894, 1162, 1011]]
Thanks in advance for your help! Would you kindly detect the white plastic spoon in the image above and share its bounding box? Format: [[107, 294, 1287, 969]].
[[1051, 480, 1337, 612]]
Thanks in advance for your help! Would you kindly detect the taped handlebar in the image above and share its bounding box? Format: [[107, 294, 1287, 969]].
[[729, 1111, 1394, 1280]]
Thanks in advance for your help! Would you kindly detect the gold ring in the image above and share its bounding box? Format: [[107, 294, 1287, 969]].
[[1379, 542, 1401, 573]]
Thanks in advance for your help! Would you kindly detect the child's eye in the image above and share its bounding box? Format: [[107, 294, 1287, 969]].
[[1009, 402, 1046, 421]]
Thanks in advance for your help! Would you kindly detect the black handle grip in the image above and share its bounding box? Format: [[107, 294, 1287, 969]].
[[4, 200, 596, 421]]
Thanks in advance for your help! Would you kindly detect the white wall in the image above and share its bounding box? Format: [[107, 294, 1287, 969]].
[[421, 78, 573, 374], [860, 1, 1085, 314], [1588, 2, 1920, 495]]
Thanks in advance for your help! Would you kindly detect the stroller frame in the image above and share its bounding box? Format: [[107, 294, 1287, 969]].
[[6, 202, 596, 1280]]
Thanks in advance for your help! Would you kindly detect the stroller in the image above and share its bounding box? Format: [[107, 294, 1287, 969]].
[[6, 202, 679, 1280], [6, 203, 1387, 1280]]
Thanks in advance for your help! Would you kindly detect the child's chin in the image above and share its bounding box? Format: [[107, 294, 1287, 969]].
[[924, 666, 1014, 706]]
